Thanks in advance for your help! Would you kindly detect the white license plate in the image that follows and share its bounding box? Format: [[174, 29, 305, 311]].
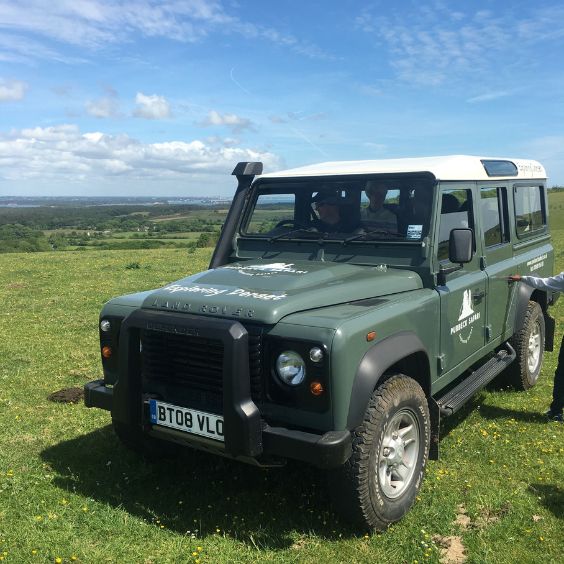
[[149, 400, 224, 442]]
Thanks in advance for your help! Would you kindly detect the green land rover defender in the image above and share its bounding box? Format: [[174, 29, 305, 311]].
[[85, 155, 558, 529]]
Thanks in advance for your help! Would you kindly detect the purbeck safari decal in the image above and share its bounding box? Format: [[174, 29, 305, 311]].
[[450, 289, 481, 344], [221, 263, 308, 276]]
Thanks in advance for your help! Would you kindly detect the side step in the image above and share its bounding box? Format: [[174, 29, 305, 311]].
[[436, 344, 516, 416]]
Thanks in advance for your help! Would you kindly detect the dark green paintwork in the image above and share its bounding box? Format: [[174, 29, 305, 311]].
[[140, 261, 422, 325], [99, 174, 555, 438]]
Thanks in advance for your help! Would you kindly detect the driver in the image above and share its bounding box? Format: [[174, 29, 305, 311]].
[[311, 191, 347, 233]]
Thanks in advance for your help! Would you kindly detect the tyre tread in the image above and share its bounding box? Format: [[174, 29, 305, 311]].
[[329, 375, 429, 530], [507, 301, 545, 390]]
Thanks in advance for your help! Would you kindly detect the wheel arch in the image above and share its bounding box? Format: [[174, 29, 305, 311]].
[[346, 331, 431, 430], [515, 283, 543, 325], [514, 284, 554, 351]]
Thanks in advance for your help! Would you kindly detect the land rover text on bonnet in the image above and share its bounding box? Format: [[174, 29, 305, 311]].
[[85, 155, 558, 529]]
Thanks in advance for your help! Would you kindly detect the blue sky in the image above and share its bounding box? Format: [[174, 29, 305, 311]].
[[1, 0, 564, 196]]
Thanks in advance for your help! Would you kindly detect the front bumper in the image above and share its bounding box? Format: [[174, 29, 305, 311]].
[[84, 378, 351, 469]]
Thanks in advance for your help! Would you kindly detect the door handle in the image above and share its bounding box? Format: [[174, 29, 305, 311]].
[[473, 289, 485, 302]]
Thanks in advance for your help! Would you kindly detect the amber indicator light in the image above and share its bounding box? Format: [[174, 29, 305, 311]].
[[310, 381, 324, 396], [101, 346, 112, 359], [366, 331, 377, 342]]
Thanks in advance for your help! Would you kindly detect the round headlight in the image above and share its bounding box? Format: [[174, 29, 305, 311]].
[[275, 351, 306, 386], [100, 319, 111, 332]]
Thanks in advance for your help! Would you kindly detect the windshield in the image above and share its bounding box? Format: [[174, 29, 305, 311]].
[[242, 176, 434, 242]]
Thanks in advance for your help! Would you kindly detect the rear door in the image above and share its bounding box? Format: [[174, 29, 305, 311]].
[[478, 185, 513, 342]]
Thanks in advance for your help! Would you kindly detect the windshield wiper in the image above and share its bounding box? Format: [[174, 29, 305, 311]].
[[343, 229, 404, 244]]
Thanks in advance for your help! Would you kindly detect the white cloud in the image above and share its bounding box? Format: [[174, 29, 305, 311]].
[[19, 124, 79, 141], [86, 88, 120, 118], [0, 1, 332, 61], [133, 92, 171, 120], [0, 124, 281, 185], [0, 78, 28, 101], [86, 97, 118, 118], [357, 5, 564, 86], [269, 115, 287, 124], [200, 110, 254, 133], [0, 31, 84, 64], [269, 111, 328, 124], [466, 91, 512, 104]]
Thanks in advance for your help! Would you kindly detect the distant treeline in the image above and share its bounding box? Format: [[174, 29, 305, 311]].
[[0, 224, 52, 253], [0, 204, 224, 253], [0, 204, 225, 230]]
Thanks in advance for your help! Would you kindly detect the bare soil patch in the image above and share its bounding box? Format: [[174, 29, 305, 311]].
[[48, 387, 84, 404]]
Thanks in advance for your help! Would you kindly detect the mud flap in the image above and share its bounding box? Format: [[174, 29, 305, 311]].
[[544, 312, 555, 352], [428, 397, 440, 460]]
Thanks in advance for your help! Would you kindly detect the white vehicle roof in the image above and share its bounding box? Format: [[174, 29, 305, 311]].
[[260, 155, 546, 182]]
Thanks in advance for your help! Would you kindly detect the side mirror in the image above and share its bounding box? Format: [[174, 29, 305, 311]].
[[438, 228, 474, 285], [448, 228, 474, 264]]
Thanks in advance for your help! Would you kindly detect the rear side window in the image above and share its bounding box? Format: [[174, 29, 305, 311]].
[[481, 187, 508, 247], [513, 186, 545, 238]]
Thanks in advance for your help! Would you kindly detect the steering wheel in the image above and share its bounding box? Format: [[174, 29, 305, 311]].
[[274, 219, 303, 229]]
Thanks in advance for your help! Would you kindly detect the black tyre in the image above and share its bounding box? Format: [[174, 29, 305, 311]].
[[507, 301, 545, 390], [328, 375, 430, 530], [112, 419, 179, 459]]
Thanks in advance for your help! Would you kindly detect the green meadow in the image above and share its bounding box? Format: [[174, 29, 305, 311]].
[[0, 194, 563, 563]]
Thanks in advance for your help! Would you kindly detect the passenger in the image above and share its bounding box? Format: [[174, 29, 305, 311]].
[[361, 181, 397, 232]]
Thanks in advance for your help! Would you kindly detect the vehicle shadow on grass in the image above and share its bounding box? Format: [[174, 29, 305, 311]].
[[528, 483, 564, 519], [477, 404, 549, 423], [41, 425, 362, 548]]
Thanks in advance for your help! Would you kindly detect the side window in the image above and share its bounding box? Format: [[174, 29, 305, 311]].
[[245, 193, 296, 234], [514, 185, 546, 237], [481, 187, 508, 247], [437, 189, 474, 261]]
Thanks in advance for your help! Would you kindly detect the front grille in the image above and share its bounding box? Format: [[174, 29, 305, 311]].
[[141, 323, 264, 414]]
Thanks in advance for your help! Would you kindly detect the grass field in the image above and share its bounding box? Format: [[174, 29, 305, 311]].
[[0, 196, 563, 563]]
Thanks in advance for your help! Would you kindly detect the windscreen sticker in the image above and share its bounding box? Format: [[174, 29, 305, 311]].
[[450, 289, 481, 344], [406, 225, 423, 239], [221, 263, 308, 276], [164, 284, 287, 301]]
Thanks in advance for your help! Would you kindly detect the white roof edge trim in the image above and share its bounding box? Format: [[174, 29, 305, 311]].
[[259, 155, 546, 182]]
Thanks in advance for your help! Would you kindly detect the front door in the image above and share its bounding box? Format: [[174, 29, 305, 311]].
[[436, 187, 487, 374]]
